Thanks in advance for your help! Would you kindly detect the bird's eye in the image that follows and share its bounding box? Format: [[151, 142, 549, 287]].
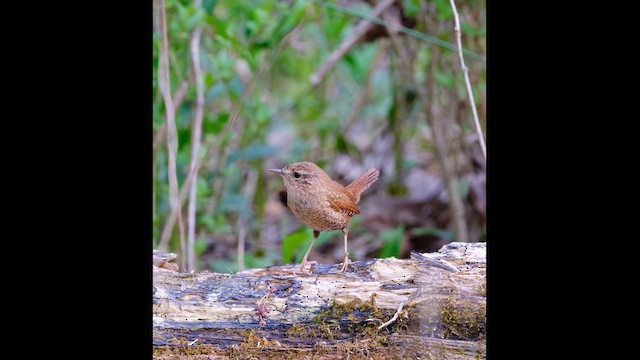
[[294, 172, 301, 178]]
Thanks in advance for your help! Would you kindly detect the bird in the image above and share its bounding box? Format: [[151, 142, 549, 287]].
[[268, 161, 380, 273]]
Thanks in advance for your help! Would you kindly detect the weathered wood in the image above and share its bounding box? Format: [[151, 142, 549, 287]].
[[153, 242, 486, 359]]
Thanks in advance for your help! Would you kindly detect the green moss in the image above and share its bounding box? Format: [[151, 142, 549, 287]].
[[152, 337, 224, 358], [284, 323, 307, 338], [309, 299, 416, 347], [227, 330, 290, 360], [440, 298, 486, 340]]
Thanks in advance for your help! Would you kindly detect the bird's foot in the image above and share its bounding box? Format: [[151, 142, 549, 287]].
[[298, 259, 318, 274], [338, 258, 353, 273]]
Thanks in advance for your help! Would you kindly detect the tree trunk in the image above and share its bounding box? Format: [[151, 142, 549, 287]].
[[153, 242, 486, 359]]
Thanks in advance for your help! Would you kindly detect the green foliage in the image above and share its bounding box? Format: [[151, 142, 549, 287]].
[[461, 21, 486, 37], [379, 226, 405, 258], [402, 0, 420, 17], [282, 227, 311, 264], [295, 231, 334, 263], [281, 227, 338, 264], [195, 238, 208, 256], [434, 0, 455, 21]]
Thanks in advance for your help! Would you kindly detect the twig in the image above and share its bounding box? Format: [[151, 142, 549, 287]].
[[157, 0, 186, 264], [378, 300, 405, 330], [173, 81, 190, 111], [309, 0, 397, 86], [236, 168, 258, 271], [186, 0, 205, 272], [255, 287, 276, 326], [153, 82, 189, 153], [320, 0, 485, 64], [449, 0, 486, 160], [237, 217, 246, 272], [158, 168, 194, 251], [378, 288, 422, 330]]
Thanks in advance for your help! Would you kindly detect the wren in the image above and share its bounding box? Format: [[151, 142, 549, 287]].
[[268, 161, 380, 273]]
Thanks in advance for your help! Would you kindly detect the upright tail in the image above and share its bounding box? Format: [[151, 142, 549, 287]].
[[345, 168, 380, 203]]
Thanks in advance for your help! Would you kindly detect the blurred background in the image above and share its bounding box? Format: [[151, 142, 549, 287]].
[[152, 0, 486, 273]]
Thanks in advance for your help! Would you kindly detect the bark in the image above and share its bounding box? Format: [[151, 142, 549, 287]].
[[153, 242, 486, 359]]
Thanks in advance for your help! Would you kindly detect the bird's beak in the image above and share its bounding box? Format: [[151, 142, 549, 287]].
[[268, 168, 288, 175]]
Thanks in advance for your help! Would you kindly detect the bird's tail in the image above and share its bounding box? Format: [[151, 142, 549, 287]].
[[345, 168, 380, 203]]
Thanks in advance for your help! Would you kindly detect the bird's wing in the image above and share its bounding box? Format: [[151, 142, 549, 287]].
[[327, 187, 360, 216]]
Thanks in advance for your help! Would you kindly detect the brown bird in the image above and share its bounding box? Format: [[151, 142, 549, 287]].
[[268, 161, 380, 273]]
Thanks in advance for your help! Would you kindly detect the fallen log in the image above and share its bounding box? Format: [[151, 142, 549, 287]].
[[153, 242, 486, 359]]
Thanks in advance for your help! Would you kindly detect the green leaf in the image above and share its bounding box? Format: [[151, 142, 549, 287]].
[[461, 21, 485, 37], [204, 72, 215, 88], [379, 225, 404, 258], [336, 135, 349, 153], [254, 104, 273, 126], [204, 112, 229, 134], [435, 0, 454, 21], [282, 227, 312, 264], [273, 0, 306, 42], [200, 214, 233, 234], [206, 83, 226, 103], [196, 176, 211, 197], [341, 43, 377, 83], [243, 253, 274, 269], [434, 71, 455, 87], [323, 12, 349, 44], [195, 238, 208, 256], [402, 0, 420, 17], [203, 0, 217, 15]]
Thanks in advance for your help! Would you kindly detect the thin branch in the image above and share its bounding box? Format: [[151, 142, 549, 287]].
[[449, 0, 486, 160], [158, 154, 203, 252], [378, 299, 404, 330], [153, 81, 189, 153], [378, 288, 422, 330], [153, 123, 166, 154], [237, 217, 246, 271], [157, 0, 186, 265], [236, 168, 258, 271], [173, 81, 190, 112], [309, 0, 397, 86], [320, 0, 485, 64], [186, 0, 205, 272]]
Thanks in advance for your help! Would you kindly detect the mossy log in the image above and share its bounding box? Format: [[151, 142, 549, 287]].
[[153, 242, 486, 359]]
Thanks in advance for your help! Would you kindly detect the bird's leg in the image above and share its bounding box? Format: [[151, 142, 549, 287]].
[[339, 227, 351, 272], [299, 230, 320, 274]]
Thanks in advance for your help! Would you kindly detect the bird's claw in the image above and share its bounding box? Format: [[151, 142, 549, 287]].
[[339, 258, 353, 273], [298, 260, 318, 275]]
